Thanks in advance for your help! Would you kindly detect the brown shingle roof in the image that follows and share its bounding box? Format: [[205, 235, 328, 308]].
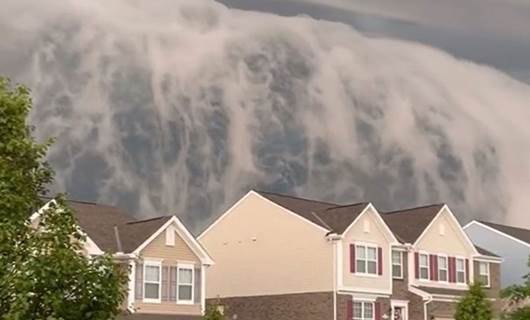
[[381, 204, 444, 244], [475, 245, 499, 257], [256, 191, 369, 234], [118, 216, 172, 253], [477, 220, 530, 245]]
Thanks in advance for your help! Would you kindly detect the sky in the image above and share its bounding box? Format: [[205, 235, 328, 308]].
[[218, 0, 530, 84], [1, 0, 530, 230]]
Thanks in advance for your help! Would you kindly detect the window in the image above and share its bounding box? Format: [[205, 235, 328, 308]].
[[456, 258, 466, 284], [438, 256, 448, 282], [356, 245, 378, 275], [144, 262, 161, 302], [419, 253, 429, 280], [392, 250, 403, 279], [353, 301, 374, 320], [478, 262, 490, 287], [177, 265, 194, 303]]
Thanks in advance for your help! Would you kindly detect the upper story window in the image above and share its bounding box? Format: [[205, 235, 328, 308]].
[[438, 256, 448, 282], [353, 301, 374, 320], [177, 265, 194, 303], [392, 250, 403, 279], [419, 253, 430, 280], [356, 245, 378, 275], [456, 258, 466, 284], [144, 261, 162, 302], [478, 262, 490, 287]]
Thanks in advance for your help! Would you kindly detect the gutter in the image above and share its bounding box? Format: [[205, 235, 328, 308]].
[[326, 232, 342, 320]]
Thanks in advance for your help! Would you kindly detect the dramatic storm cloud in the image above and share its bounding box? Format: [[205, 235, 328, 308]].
[[1, 0, 530, 231]]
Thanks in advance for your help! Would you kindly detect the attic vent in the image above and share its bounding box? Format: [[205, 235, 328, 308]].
[[166, 226, 175, 246], [439, 223, 446, 236], [363, 219, 370, 233]]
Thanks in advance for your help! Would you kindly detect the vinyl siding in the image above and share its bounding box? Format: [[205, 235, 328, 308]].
[[199, 192, 334, 298]]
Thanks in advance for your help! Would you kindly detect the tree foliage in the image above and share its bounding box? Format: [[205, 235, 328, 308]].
[[502, 256, 530, 320], [202, 302, 225, 320], [0, 77, 127, 319], [455, 281, 493, 320]]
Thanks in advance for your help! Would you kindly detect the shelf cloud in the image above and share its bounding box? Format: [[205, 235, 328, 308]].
[[1, 0, 530, 231]]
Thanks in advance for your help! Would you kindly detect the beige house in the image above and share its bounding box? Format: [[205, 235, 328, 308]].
[[198, 190, 501, 320], [33, 199, 214, 320]]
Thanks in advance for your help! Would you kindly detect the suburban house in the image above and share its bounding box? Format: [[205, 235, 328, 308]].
[[198, 190, 501, 320], [32, 198, 214, 320], [464, 220, 530, 287]]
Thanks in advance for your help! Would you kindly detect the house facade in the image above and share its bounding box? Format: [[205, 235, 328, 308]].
[[198, 190, 501, 320], [33, 199, 213, 320], [464, 220, 530, 287]]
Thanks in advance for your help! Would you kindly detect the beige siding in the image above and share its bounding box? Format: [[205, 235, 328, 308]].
[[134, 222, 201, 315], [341, 206, 392, 293], [140, 223, 200, 264], [199, 192, 334, 298], [415, 209, 473, 256], [134, 302, 201, 315]]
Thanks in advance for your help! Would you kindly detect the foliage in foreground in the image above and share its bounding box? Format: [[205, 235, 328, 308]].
[[501, 256, 530, 320], [0, 77, 127, 319], [455, 281, 493, 320]]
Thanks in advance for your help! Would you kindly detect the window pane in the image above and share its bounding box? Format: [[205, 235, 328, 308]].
[[357, 260, 366, 273], [479, 263, 488, 274], [357, 246, 366, 259], [420, 254, 428, 265], [364, 302, 373, 318], [479, 275, 489, 285], [392, 251, 401, 264], [145, 283, 159, 299], [456, 259, 464, 270], [353, 302, 362, 318], [367, 261, 377, 274], [145, 265, 160, 282], [420, 268, 429, 279], [179, 268, 193, 284], [178, 285, 192, 300], [457, 272, 465, 283], [438, 257, 447, 268], [439, 270, 447, 281], [393, 265, 402, 277], [367, 247, 377, 260]]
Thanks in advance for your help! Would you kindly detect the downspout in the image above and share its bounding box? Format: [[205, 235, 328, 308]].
[[326, 232, 342, 320], [424, 296, 433, 320]]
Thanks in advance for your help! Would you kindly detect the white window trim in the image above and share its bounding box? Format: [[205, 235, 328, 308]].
[[355, 244, 379, 276], [391, 300, 409, 320], [479, 262, 491, 287], [177, 263, 194, 305], [143, 260, 162, 303], [455, 257, 466, 284], [438, 255, 449, 283], [418, 252, 430, 281], [353, 300, 375, 320], [392, 250, 403, 279]]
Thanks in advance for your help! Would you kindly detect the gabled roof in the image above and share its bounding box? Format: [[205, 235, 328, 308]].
[[476, 220, 530, 245], [474, 245, 499, 257], [381, 204, 444, 243], [256, 191, 369, 234], [118, 216, 173, 254]]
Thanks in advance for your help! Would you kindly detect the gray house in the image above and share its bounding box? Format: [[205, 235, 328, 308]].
[[464, 220, 530, 287]]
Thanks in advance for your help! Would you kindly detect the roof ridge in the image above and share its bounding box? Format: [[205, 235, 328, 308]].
[[384, 203, 445, 215], [477, 220, 530, 232], [126, 215, 171, 225], [323, 202, 369, 211], [255, 190, 339, 206]]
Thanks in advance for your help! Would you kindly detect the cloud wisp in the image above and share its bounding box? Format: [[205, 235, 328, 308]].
[[1, 0, 530, 230]]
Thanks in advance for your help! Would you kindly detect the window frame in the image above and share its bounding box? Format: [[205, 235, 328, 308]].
[[143, 260, 162, 303], [355, 244, 379, 276], [455, 257, 466, 284], [353, 300, 374, 320], [176, 263, 194, 304], [392, 250, 403, 279], [437, 255, 448, 282], [478, 262, 490, 287], [418, 253, 430, 281]]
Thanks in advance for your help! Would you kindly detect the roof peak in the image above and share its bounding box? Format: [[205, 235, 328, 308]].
[[255, 190, 339, 206], [477, 220, 530, 232]]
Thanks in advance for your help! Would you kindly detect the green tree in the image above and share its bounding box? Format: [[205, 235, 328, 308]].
[[0, 77, 127, 319], [455, 281, 493, 320], [502, 256, 530, 320], [202, 302, 225, 320]]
